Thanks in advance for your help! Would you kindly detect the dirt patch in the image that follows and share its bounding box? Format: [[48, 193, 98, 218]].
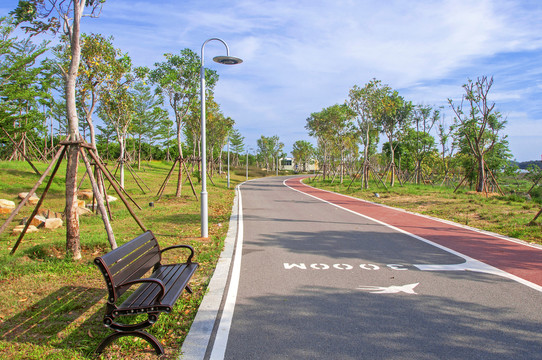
[[466, 191, 501, 197]]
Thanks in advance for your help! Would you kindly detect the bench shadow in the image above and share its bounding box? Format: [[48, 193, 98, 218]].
[[1, 286, 106, 354]]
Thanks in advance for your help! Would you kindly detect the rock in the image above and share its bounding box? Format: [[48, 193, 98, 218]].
[[76, 207, 92, 216], [18, 192, 39, 205], [107, 195, 117, 202], [0, 199, 15, 209], [38, 209, 63, 220], [44, 218, 63, 229], [77, 190, 94, 200], [21, 215, 46, 227], [12, 224, 39, 235], [86, 203, 97, 211]]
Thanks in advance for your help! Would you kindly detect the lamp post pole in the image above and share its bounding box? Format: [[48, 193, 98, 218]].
[[227, 134, 230, 189], [200, 38, 242, 238]]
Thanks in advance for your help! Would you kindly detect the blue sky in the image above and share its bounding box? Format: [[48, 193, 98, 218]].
[[2, 0, 542, 161]]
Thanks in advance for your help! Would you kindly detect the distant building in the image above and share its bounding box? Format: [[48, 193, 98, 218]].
[[280, 157, 318, 172]]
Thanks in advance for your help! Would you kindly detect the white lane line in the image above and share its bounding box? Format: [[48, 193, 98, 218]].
[[284, 178, 542, 293], [179, 187, 240, 359], [209, 185, 244, 360]]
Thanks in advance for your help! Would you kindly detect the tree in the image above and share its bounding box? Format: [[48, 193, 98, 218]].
[[376, 89, 412, 186], [11, 0, 106, 260], [325, 104, 356, 183], [149, 49, 218, 196], [0, 17, 51, 160], [208, 113, 234, 175], [130, 81, 169, 168], [292, 140, 314, 172], [306, 109, 333, 179], [449, 76, 509, 192], [96, 123, 115, 160], [201, 95, 233, 175], [347, 79, 383, 188], [229, 128, 244, 166], [436, 114, 456, 185], [99, 80, 134, 189], [53, 33, 129, 153], [257, 135, 283, 172], [408, 104, 440, 183]]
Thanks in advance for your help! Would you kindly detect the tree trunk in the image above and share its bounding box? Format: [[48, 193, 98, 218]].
[[477, 156, 486, 192], [322, 143, 328, 180], [340, 148, 344, 184], [65, 144, 81, 260], [363, 127, 370, 189], [138, 133, 142, 170], [119, 136, 125, 189], [175, 122, 183, 197], [416, 159, 422, 184], [389, 139, 395, 187], [64, 1, 84, 261]]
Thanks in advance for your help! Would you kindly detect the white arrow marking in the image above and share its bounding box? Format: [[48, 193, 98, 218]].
[[357, 282, 419, 294]]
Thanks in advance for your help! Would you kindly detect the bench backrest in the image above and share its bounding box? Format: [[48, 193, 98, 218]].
[[94, 230, 161, 304]]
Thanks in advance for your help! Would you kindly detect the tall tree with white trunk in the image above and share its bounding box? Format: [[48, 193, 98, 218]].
[[11, 0, 105, 260]]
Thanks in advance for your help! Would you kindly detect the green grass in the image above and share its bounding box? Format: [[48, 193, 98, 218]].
[[305, 176, 542, 245], [0, 159, 250, 359]]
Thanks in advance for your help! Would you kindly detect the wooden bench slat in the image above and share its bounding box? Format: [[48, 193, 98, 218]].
[[118, 263, 198, 311], [120, 265, 183, 309], [107, 239, 157, 277], [161, 263, 198, 305], [113, 249, 160, 296], [100, 231, 156, 266]]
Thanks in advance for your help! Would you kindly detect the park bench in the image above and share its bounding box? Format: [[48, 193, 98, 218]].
[[93, 230, 199, 355]]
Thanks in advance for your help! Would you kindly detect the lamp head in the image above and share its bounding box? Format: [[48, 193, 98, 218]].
[[213, 55, 243, 65]]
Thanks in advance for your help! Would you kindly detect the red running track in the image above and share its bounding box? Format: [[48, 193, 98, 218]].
[[286, 177, 542, 288]]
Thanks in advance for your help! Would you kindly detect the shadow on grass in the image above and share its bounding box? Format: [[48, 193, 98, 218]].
[[0, 286, 105, 355]]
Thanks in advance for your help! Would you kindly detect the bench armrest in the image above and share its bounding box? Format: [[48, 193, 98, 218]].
[[118, 278, 166, 302], [160, 244, 195, 263]]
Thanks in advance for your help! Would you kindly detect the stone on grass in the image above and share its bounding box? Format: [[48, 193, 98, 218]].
[[77, 190, 94, 200], [0, 199, 15, 209], [44, 218, 63, 229], [38, 209, 63, 219], [21, 215, 46, 227], [12, 224, 39, 235], [76, 207, 92, 216], [18, 192, 39, 205]]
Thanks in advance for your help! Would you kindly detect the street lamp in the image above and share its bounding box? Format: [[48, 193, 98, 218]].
[[226, 134, 230, 189], [200, 38, 242, 238]]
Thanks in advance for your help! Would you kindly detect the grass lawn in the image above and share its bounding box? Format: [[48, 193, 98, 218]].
[[0, 159, 245, 359]]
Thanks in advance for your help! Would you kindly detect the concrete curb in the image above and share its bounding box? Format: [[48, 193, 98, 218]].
[[179, 186, 239, 359]]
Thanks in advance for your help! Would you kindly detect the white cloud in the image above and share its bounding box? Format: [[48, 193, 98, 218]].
[[3, 0, 542, 161]]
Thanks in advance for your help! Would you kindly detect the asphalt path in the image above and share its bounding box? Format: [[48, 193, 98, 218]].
[[197, 176, 542, 360]]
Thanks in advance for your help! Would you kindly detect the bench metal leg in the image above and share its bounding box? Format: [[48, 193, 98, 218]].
[[95, 330, 164, 355]]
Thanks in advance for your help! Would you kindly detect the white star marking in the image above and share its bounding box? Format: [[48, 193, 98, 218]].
[[357, 282, 419, 294]]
